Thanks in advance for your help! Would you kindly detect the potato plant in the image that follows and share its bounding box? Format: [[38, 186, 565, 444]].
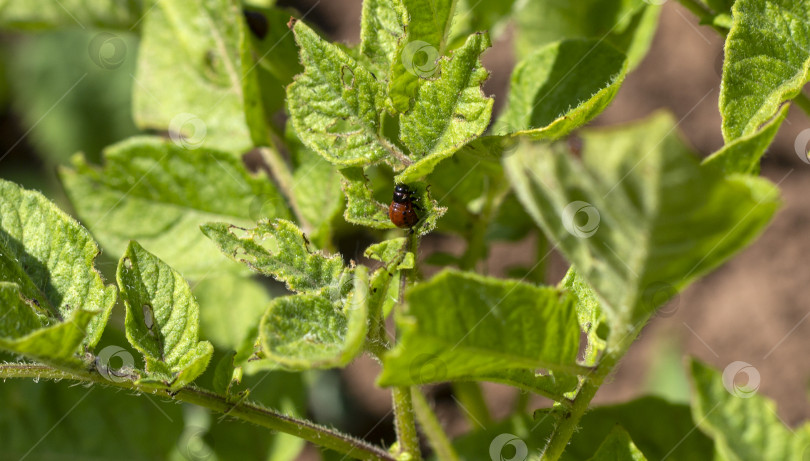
[[0, 0, 808, 460]]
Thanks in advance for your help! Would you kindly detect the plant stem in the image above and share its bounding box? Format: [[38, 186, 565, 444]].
[[387, 231, 423, 460], [452, 381, 492, 428], [411, 388, 460, 461], [392, 386, 422, 460], [541, 319, 641, 460], [676, 0, 728, 36], [0, 363, 395, 461]]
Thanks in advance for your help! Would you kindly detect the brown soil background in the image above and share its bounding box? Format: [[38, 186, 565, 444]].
[[286, 0, 810, 452]]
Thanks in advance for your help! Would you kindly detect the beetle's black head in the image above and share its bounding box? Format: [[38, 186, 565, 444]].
[[392, 184, 413, 203]]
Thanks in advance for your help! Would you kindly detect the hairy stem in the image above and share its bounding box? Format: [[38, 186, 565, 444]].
[[0, 363, 395, 461], [392, 386, 422, 460], [412, 388, 460, 461]]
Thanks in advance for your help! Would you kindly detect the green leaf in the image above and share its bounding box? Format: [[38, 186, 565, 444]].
[[201, 219, 347, 294], [690, 359, 810, 460], [117, 241, 213, 390], [133, 0, 264, 153], [287, 20, 394, 167], [286, 125, 344, 248], [720, 0, 810, 141], [703, 104, 789, 175], [387, 0, 457, 112], [560, 268, 606, 366], [0, 178, 116, 348], [518, 396, 715, 461], [359, 0, 408, 78], [7, 30, 140, 165], [193, 274, 272, 351], [505, 112, 780, 328], [0, 0, 141, 30], [340, 169, 447, 235], [245, 6, 303, 85], [259, 266, 369, 369], [397, 32, 493, 183], [0, 379, 183, 459], [514, 0, 660, 70], [447, 0, 516, 46], [588, 427, 647, 461], [428, 144, 506, 236], [378, 269, 583, 388], [495, 39, 627, 140], [0, 283, 97, 368], [60, 137, 291, 279]]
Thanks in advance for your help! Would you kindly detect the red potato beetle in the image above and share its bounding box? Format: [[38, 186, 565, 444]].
[[389, 184, 421, 229]]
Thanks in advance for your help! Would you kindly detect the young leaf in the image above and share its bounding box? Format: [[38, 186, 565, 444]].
[[359, 0, 408, 78], [378, 270, 583, 387], [690, 359, 810, 460], [494, 39, 627, 140], [397, 32, 494, 183], [340, 168, 447, 235], [0, 283, 98, 368], [287, 20, 394, 167], [60, 137, 291, 279], [133, 0, 264, 153], [560, 268, 606, 366], [387, 0, 457, 112], [505, 112, 780, 328], [259, 266, 369, 369], [720, 0, 810, 141], [117, 241, 213, 390], [514, 0, 659, 70], [588, 427, 647, 461], [201, 219, 347, 294], [703, 104, 789, 175], [0, 178, 116, 348]]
